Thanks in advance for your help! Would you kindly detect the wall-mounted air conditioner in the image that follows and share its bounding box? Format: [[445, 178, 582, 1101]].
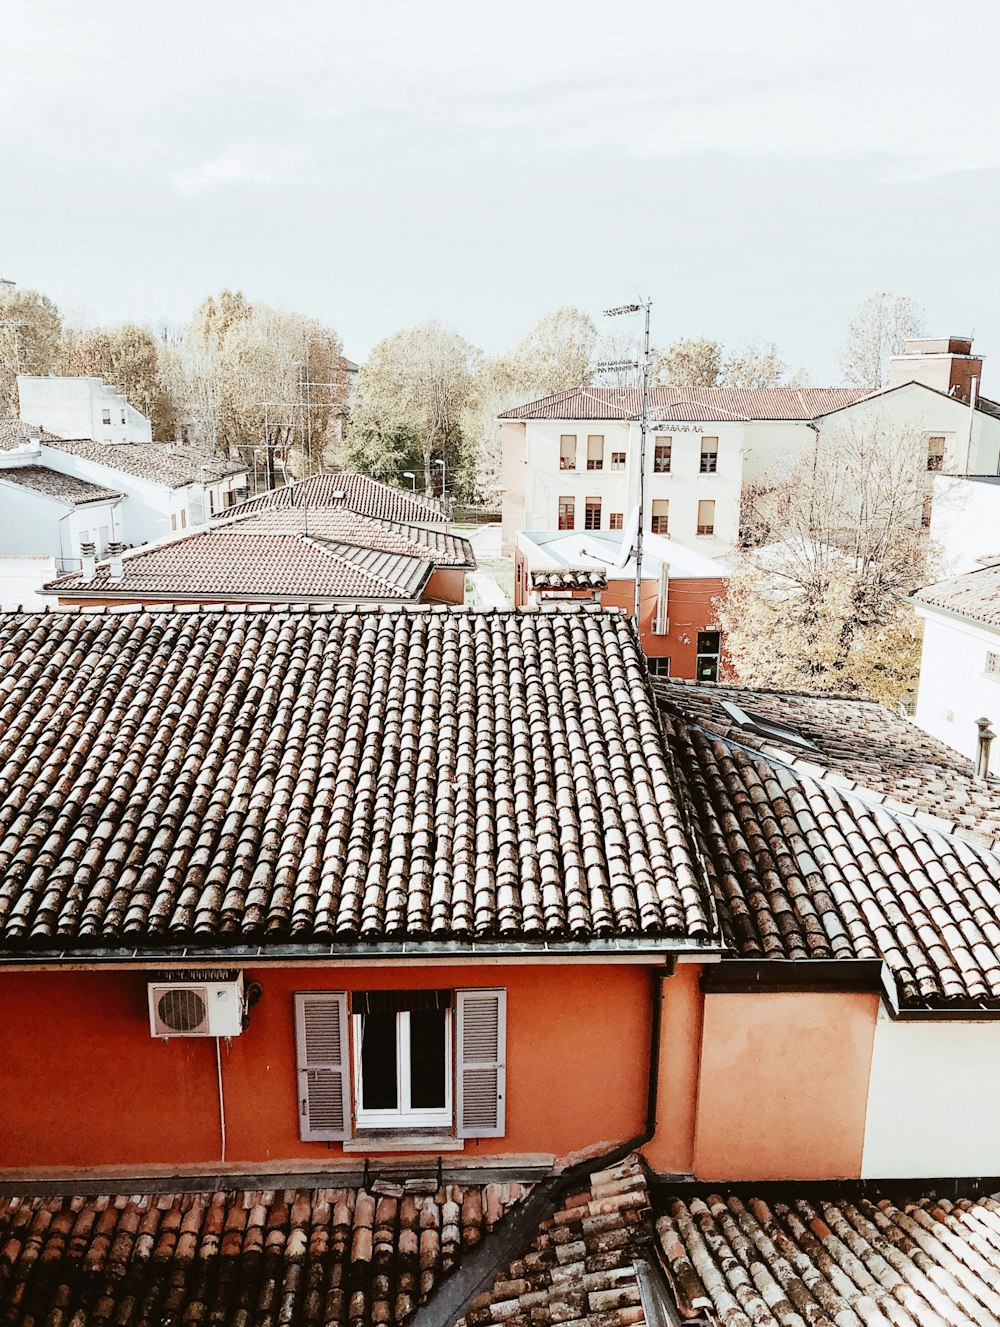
[[148, 972, 245, 1038]]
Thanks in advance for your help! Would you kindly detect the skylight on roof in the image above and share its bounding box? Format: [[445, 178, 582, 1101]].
[[719, 700, 819, 751]]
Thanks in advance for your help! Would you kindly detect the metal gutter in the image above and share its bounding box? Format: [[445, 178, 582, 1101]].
[[0, 936, 724, 972]]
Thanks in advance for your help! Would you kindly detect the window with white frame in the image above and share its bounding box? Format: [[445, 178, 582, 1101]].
[[610, 451, 626, 470], [654, 436, 671, 473], [102, 409, 112, 425], [586, 435, 604, 471], [696, 630, 721, 682], [700, 436, 719, 474], [294, 988, 506, 1142], [559, 435, 577, 471], [986, 651, 1000, 679]]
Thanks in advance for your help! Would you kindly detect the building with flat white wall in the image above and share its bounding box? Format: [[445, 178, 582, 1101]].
[[18, 375, 153, 444], [925, 473, 1000, 577], [912, 560, 1000, 763], [501, 336, 1000, 555]]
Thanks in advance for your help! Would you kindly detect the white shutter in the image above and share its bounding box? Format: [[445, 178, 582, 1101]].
[[456, 988, 506, 1138], [294, 992, 351, 1142]]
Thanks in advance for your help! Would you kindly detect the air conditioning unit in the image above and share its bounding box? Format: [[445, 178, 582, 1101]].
[[148, 973, 245, 1038]]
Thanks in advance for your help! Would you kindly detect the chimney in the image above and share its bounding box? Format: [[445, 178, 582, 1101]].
[[887, 336, 983, 402], [106, 541, 125, 582], [80, 541, 97, 582], [974, 716, 996, 782]]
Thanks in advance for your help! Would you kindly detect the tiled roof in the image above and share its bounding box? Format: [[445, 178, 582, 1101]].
[[914, 563, 1000, 629], [44, 531, 432, 603], [0, 464, 122, 506], [229, 474, 448, 526], [0, 607, 710, 952], [658, 1188, 1000, 1327], [0, 1180, 527, 1327], [530, 568, 609, 591], [461, 1154, 655, 1327], [498, 387, 871, 423], [660, 703, 1000, 1008], [653, 679, 1000, 843], [221, 506, 476, 569], [43, 438, 246, 487]]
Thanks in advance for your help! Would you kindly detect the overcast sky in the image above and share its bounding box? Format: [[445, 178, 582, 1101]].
[[4, 0, 1000, 382]]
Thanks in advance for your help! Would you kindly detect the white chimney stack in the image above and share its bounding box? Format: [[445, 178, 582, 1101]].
[[106, 541, 125, 582], [80, 541, 97, 582], [974, 716, 996, 782]]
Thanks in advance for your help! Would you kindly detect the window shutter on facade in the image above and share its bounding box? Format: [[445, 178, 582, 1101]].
[[456, 988, 506, 1138], [294, 992, 351, 1142]]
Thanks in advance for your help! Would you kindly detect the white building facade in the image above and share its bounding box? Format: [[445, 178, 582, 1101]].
[[18, 375, 154, 444], [501, 337, 1000, 556]]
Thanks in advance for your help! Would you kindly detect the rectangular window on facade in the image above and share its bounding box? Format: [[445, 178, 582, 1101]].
[[696, 631, 721, 683], [609, 512, 623, 530], [700, 436, 719, 473], [584, 497, 602, 530], [654, 436, 672, 473], [646, 657, 672, 677], [927, 436, 946, 472], [586, 435, 604, 471], [651, 499, 669, 534], [697, 500, 715, 535], [180, 509, 187, 529], [558, 496, 575, 530], [560, 435, 577, 471], [611, 452, 626, 470], [171, 513, 177, 531], [120, 411, 127, 425], [102, 410, 112, 425], [209, 490, 215, 515], [294, 988, 506, 1141], [986, 651, 1000, 678]]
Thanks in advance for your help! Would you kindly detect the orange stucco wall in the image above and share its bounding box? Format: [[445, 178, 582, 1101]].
[[422, 567, 466, 605], [691, 990, 879, 1180], [0, 964, 652, 1177], [643, 963, 704, 1175]]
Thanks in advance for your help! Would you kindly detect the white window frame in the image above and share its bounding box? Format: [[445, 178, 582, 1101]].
[[352, 1008, 453, 1130], [986, 651, 1000, 679]]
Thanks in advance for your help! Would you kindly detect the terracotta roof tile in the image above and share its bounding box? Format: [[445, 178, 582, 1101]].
[[43, 532, 435, 602], [658, 1189, 1000, 1327], [230, 473, 449, 525], [460, 1155, 654, 1327], [531, 568, 609, 591], [498, 387, 871, 423], [220, 507, 476, 568], [41, 438, 246, 486], [0, 1181, 526, 1327], [914, 563, 1000, 629], [660, 699, 1000, 1009], [0, 464, 122, 505], [0, 606, 711, 952]]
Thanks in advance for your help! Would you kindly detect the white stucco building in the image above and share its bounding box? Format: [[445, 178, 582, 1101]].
[[912, 474, 1000, 764], [0, 423, 249, 569], [500, 336, 1000, 555], [17, 375, 154, 444]]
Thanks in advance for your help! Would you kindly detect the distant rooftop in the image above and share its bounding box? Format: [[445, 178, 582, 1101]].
[[498, 385, 872, 422], [226, 473, 448, 526], [519, 529, 729, 581], [914, 561, 1000, 629], [0, 464, 121, 506]]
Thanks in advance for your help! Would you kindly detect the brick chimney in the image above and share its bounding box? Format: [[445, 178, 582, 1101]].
[[887, 336, 983, 402]]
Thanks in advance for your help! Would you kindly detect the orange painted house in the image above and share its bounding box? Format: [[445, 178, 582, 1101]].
[[513, 529, 727, 679], [2, 605, 1000, 1193]]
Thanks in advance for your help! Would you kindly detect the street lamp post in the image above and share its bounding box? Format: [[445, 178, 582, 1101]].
[[403, 471, 416, 492], [602, 300, 653, 625]]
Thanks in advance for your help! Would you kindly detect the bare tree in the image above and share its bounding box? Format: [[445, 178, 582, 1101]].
[[720, 416, 936, 704], [0, 287, 64, 414], [654, 337, 723, 387], [840, 292, 926, 389], [720, 337, 786, 388]]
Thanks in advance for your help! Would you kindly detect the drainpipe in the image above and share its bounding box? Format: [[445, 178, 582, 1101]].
[[974, 716, 996, 782], [964, 375, 979, 473]]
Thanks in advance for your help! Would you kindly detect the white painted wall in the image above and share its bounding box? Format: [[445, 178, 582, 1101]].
[[502, 382, 1000, 554], [0, 556, 56, 609], [927, 475, 1000, 577], [0, 479, 122, 565], [18, 376, 153, 444], [862, 1006, 1000, 1176], [913, 607, 1000, 760]]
